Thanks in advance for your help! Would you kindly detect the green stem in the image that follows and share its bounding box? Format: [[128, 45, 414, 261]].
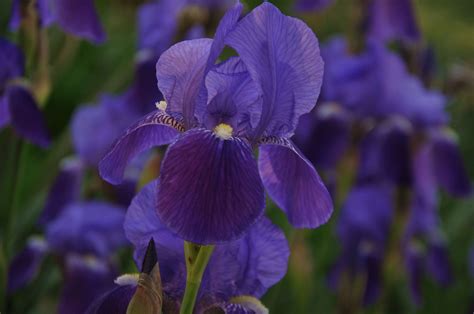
[[180, 242, 214, 314]]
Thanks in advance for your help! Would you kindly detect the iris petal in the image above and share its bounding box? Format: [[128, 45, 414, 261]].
[[54, 0, 106, 43], [258, 138, 332, 228], [5, 85, 50, 148], [99, 110, 181, 184], [158, 128, 265, 244], [225, 2, 324, 138]]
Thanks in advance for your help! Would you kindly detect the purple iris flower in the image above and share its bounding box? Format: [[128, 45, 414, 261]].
[[7, 159, 128, 313], [365, 0, 421, 43], [10, 0, 105, 44], [99, 2, 332, 245], [0, 38, 50, 147], [329, 184, 393, 304], [87, 180, 289, 313], [321, 37, 447, 127]]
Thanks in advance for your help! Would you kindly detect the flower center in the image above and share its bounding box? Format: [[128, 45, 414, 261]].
[[214, 123, 233, 140]]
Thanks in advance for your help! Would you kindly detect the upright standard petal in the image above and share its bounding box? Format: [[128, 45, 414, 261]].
[[156, 39, 213, 127], [4, 85, 50, 148], [202, 57, 262, 134], [53, 0, 106, 43], [158, 128, 265, 244], [258, 138, 332, 228], [226, 2, 324, 138], [99, 110, 181, 184]]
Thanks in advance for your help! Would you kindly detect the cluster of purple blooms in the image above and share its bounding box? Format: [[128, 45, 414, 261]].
[[293, 0, 472, 306], [2, 0, 472, 313]]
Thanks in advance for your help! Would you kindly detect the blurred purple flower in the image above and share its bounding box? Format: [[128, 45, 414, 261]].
[[365, 0, 421, 43], [7, 159, 127, 311], [87, 180, 289, 313], [293, 102, 351, 171], [99, 2, 332, 244], [10, 0, 105, 43], [294, 0, 335, 12], [321, 37, 447, 127], [402, 206, 452, 305], [59, 255, 117, 314], [329, 184, 393, 304], [138, 0, 235, 55], [0, 38, 50, 147]]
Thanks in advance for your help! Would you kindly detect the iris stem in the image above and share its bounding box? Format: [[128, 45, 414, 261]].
[[180, 242, 214, 314]]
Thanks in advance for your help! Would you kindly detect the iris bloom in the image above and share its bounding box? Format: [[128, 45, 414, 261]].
[[100, 2, 332, 244], [329, 184, 393, 304], [10, 0, 105, 43], [8, 159, 128, 314], [0, 38, 50, 147], [87, 180, 289, 313]]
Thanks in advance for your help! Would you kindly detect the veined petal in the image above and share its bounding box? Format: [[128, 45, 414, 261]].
[[85, 284, 136, 314], [53, 0, 106, 43], [4, 85, 50, 148], [225, 2, 324, 138], [99, 110, 182, 184], [158, 128, 265, 244], [258, 137, 332, 228], [156, 39, 213, 126]]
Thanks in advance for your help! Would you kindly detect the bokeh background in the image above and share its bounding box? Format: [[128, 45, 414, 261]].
[[0, 0, 473, 313]]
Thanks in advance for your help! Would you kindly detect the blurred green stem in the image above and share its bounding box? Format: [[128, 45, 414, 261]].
[[180, 242, 214, 314]]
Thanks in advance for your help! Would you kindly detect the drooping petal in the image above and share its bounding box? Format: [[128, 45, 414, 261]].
[[39, 158, 84, 225], [158, 128, 265, 244], [99, 110, 182, 184], [59, 255, 117, 314], [53, 0, 106, 43], [430, 130, 471, 197], [156, 39, 213, 126], [4, 85, 50, 148], [427, 244, 452, 286], [7, 237, 48, 293], [46, 202, 127, 257], [9, 0, 54, 29], [0, 38, 24, 87], [366, 0, 420, 43], [258, 138, 332, 228], [225, 2, 324, 138]]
